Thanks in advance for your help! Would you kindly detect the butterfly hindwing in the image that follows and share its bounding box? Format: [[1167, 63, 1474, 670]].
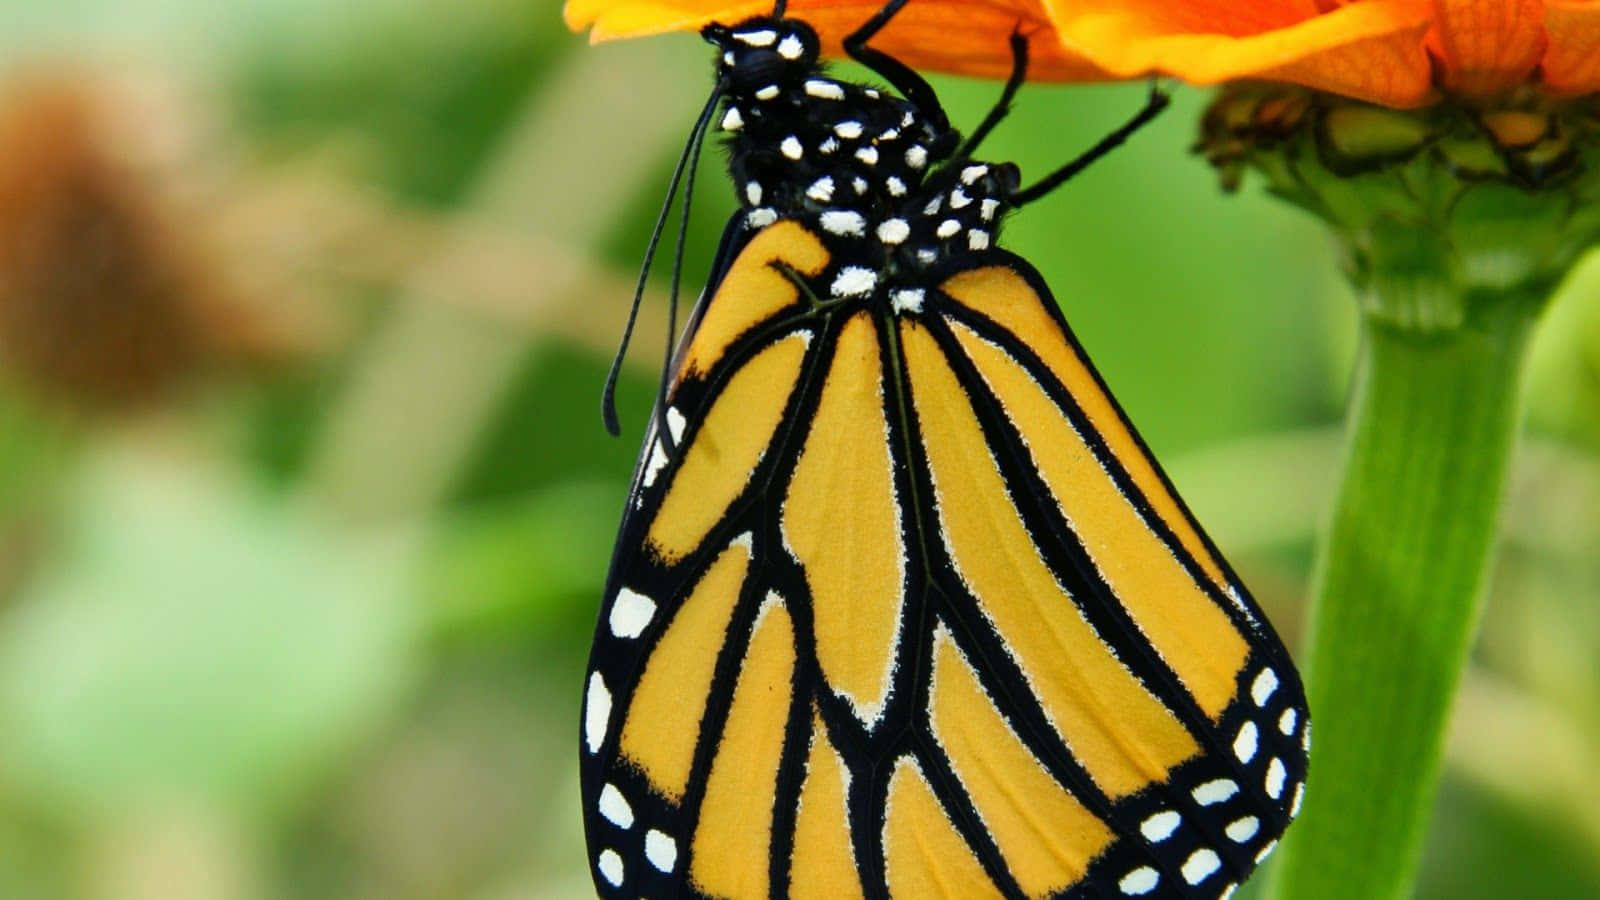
[[903, 256, 1308, 894]]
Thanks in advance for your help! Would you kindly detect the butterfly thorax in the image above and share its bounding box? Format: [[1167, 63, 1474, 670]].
[[706, 17, 1020, 314]]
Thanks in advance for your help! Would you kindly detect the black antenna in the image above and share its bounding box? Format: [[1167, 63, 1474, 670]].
[[1011, 83, 1169, 207], [649, 83, 713, 458], [773, 0, 787, 16], [601, 84, 724, 436]]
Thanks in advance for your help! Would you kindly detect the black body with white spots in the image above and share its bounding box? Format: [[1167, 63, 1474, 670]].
[[708, 17, 1018, 316]]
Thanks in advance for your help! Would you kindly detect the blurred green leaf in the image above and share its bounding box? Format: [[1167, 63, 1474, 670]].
[[1418, 773, 1600, 899], [0, 446, 418, 823], [0, 384, 79, 523], [452, 341, 653, 504], [422, 480, 622, 642], [236, 0, 567, 208]]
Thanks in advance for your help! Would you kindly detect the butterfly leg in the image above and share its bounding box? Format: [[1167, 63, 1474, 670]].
[[1010, 82, 1171, 207], [955, 30, 1029, 162], [842, 0, 951, 133]]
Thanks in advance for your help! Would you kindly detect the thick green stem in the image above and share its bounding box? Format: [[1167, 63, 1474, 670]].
[[1266, 297, 1541, 900]]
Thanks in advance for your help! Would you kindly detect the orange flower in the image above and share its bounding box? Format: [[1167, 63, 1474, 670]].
[[565, 1, 1600, 107], [564, 1, 1103, 81]]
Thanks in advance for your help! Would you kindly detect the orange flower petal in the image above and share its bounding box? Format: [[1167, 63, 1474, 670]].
[[564, 1, 1109, 81], [1542, 0, 1600, 95], [1044, 0, 1437, 106], [570, 1, 1600, 108], [564, 0, 772, 41], [1428, 0, 1547, 96]]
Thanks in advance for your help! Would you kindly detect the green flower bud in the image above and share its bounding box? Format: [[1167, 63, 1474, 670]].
[[1197, 85, 1600, 331]]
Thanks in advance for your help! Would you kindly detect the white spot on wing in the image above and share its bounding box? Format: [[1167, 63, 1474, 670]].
[[1234, 720, 1259, 763], [967, 229, 990, 251], [755, 84, 780, 101], [960, 164, 989, 184], [597, 849, 624, 886], [645, 829, 678, 872], [1252, 668, 1279, 706], [936, 219, 960, 239], [807, 176, 834, 203], [1265, 757, 1286, 799], [949, 188, 972, 209], [1181, 848, 1221, 885], [854, 145, 879, 165], [885, 176, 907, 196], [609, 588, 657, 639], [1192, 778, 1238, 806], [585, 672, 611, 754], [665, 407, 686, 443], [777, 34, 804, 59], [598, 783, 633, 828], [980, 198, 1000, 220], [780, 136, 803, 160], [830, 266, 877, 298], [820, 210, 866, 237], [905, 145, 927, 169], [747, 208, 778, 228], [1255, 840, 1279, 865], [1119, 866, 1159, 895], [1279, 707, 1298, 736], [745, 182, 762, 206], [834, 120, 863, 139], [1225, 815, 1259, 843], [641, 439, 669, 488], [721, 107, 743, 131], [1290, 780, 1305, 816], [1140, 810, 1180, 842]]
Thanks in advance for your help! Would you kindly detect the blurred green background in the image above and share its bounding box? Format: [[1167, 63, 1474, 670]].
[[0, 1, 1595, 897]]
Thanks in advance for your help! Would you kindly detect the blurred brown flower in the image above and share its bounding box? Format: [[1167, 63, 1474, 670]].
[[0, 75, 296, 413]]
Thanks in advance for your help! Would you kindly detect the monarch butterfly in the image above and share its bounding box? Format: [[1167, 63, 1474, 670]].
[[580, 1, 1308, 896]]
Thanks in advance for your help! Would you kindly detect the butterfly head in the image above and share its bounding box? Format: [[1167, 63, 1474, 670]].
[[703, 17, 821, 101]]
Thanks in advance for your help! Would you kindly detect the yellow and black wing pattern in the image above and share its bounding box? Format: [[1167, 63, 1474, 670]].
[[581, 11, 1306, 900]]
